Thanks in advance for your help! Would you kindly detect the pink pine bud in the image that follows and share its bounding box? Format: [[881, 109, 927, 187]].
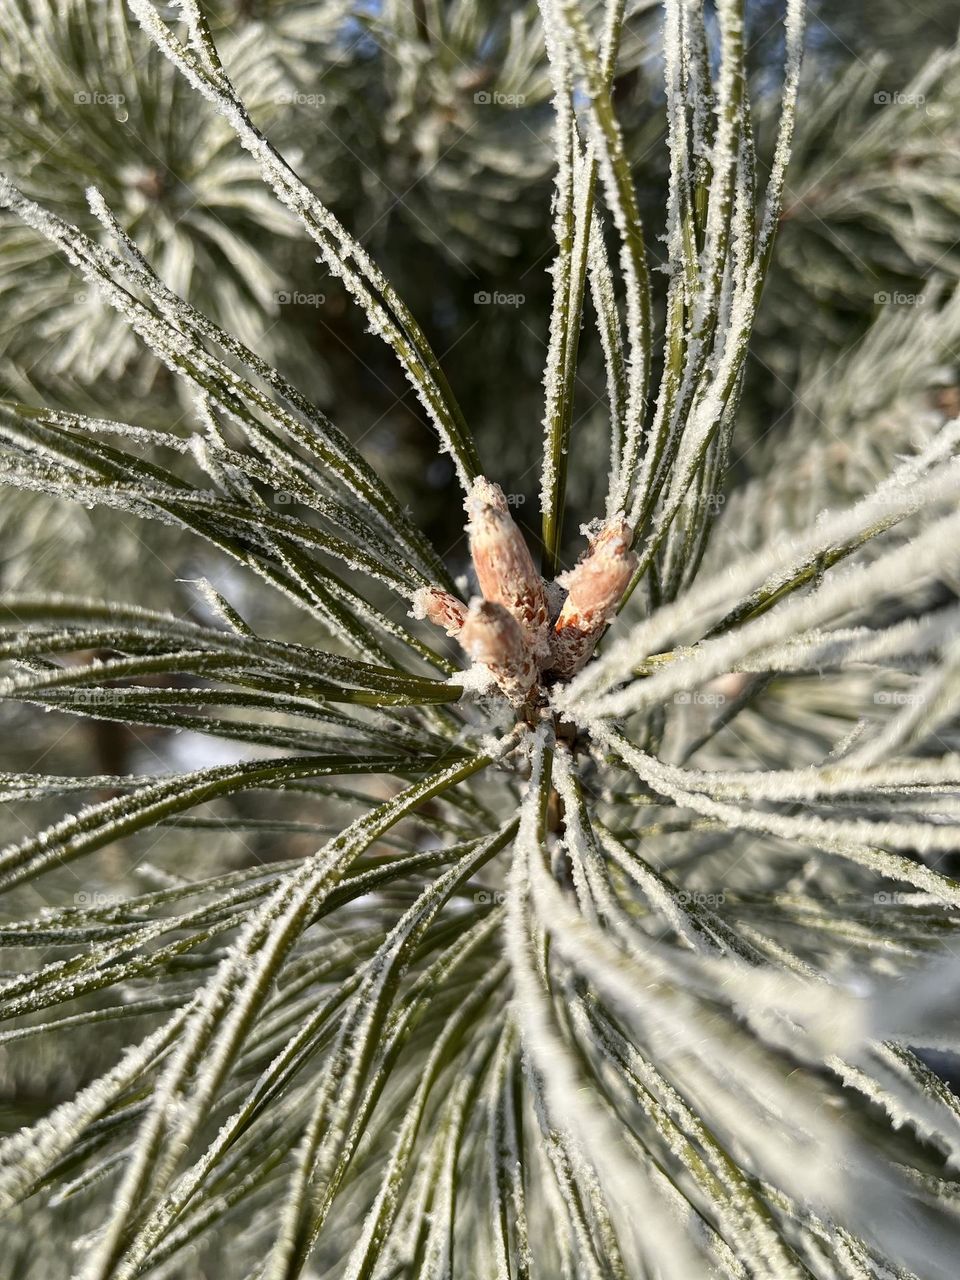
[[466, 477, 550, 662], [549, 518, 637, 677], [459, 599, 539, 706], [411, 585, 468, 637]]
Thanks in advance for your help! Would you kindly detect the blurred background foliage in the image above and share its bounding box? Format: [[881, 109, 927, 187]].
[[2, 1, 960, 1268]]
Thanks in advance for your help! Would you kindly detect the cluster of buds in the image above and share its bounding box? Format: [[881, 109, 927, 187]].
[[412, 477, 637, 708]]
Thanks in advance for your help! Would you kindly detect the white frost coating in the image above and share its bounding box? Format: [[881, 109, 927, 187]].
[[123, 833, 512, 1278], [452, 661, 498, 696], [3, 1, 959, 1271], [690, 0, 744, 329], [596, 823, 719, 955], [576, 998, 796, 1277], [0, 1011, 188, 1208], [505, 727, 708, 1279], [602, 0, 685, 523], [755, 0, 806, 258], [599, 726, 960, 903], [0, 177, 441, 586], [550, 748, 601, 923], [559, 0, 650, 489], [841, 635, 960, 769], [556, 463, 960, 718], [827, 1043, 960, 1173], [742, 605, 960, 678], [588, 206, 628, 502], [535, 0, 579, 530], [644, 754, 960, 803], [415, 1069, 474, 1278], [521, 789, 960, 1277], [589, 514, 960, 721], [485, 1026, 525, 1280], [5, 405, 191, 453], [2, 385, 443, 668], [78, 755, 500, 1280], [336, 963, 508, 1280], [618, 0, 804, 539], [521, 800, 856, 1222]]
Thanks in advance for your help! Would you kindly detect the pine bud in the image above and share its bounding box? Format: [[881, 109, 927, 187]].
[[411, 585, 468, 637], [549, 518, 637, 677], [459, 599, 539, 706], [466, 477, 550, 662]]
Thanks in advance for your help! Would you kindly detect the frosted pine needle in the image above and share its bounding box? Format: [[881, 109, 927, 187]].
[[5, 3, 960, 1278]]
